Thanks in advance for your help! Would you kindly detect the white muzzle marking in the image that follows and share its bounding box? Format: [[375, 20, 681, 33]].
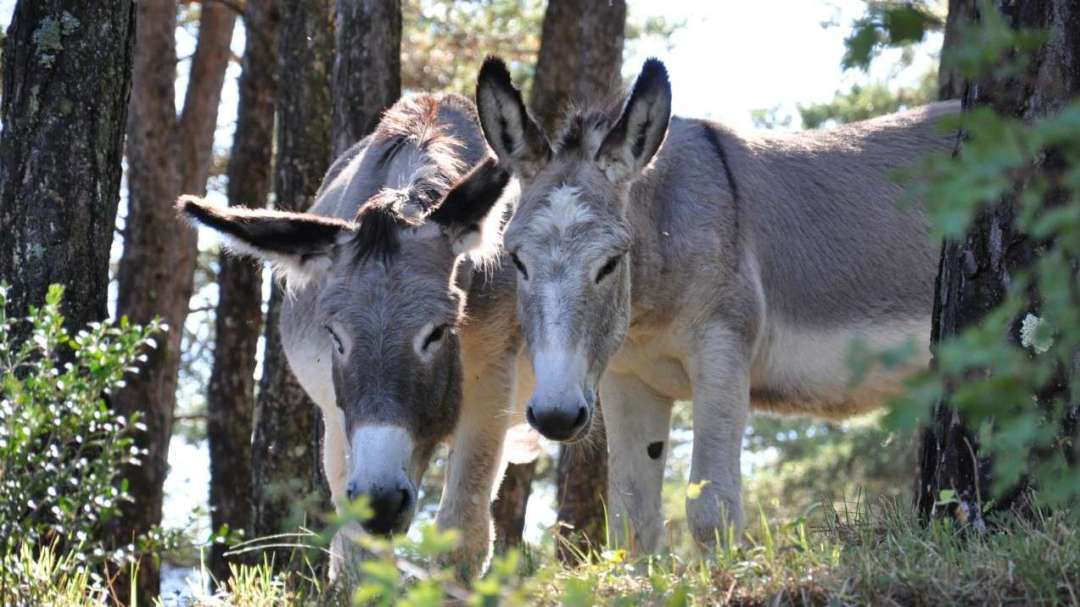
[[349, 425, 414, 486]]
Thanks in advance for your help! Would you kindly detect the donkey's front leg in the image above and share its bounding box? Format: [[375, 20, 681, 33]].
[[321, 406, 355, 581], [603, 370, 674, 554], [435, 354, 516, 582], [686, 325, 752, 548]]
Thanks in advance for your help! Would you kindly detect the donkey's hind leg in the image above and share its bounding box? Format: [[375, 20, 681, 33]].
[[603, 370, 674, 554]]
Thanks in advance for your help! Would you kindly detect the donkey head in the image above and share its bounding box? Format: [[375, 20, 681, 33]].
[[180, 156, 508, 535], [471, 57, 671, 442]]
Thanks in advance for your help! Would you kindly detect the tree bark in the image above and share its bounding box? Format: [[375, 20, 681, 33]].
[[938, 0, 972, 101], [0, 1, 134, 335], [917, 0, 1080, 524], [530, 0, 626, 134], [111, 1, 236, 600], [492, 454, 536, 553], [507, 0, 625, 563], [331, 0, 401, 157], [250, 0, 334, 573], [207, 0, 280, 587]]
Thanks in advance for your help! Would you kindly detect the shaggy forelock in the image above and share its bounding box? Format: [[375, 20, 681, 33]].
[[551, 92, 628, 159], [347, 94, 476, 264]]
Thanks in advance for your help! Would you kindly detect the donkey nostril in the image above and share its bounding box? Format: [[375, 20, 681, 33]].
[[573, 406, 588, 430], [526, 405, 538, 427]]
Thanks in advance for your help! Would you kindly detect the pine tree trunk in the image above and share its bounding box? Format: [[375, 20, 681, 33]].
[[0, 1, 134, 335], [111, 2, 236, 600], [938, 0, 972, 101], [331, 0, 401, 157], [530, 0, 626, 134], [250, 0, 334, 573], [509, 0, 626, 562], [917, 0, 1080, 524], [492, 455, 536, 553], [207, 0, 280, 587]]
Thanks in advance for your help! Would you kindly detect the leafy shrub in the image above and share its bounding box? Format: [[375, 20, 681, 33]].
[[852, 0, 1080, 510], [0, 284, 161, 602]]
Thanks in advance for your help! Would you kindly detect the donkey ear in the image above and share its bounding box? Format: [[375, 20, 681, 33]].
[[178, 196, 353, 289], [428, 156, 511, 256], [476, 57, 552, 178], [595, 59, 672, 184]]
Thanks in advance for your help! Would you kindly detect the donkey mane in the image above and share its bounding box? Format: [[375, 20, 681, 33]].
[[348, 204, 409, 263], [552, 102, 621, 159], [347, 94, 475, 263]]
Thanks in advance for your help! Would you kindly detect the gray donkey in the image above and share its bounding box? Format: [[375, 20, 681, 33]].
[[461, 57, 958, 552], [180, 93, 528, 580]]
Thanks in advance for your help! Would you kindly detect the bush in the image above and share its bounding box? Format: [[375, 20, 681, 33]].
[[0, 284, 161, 603]]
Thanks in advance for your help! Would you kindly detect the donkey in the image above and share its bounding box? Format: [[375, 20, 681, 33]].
[[462, 57, 958, 552], [180, 93, 527, 580]]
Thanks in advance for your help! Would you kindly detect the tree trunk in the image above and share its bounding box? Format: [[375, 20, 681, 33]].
[[530, 0, 626, 134], [917, 0, 1080, 525], [492, 455, 536, 553], [207, 0, 280, 587], [938, 0, 972, 101], [331, 0, 401, 157], [111, 2, 236, 600], [0, 1, 134, 334], [250, 0, 334, 573], [513, 0, 625, 563]]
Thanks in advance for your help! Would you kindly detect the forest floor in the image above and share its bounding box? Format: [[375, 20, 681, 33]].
[[129, 500, 1080, 606]]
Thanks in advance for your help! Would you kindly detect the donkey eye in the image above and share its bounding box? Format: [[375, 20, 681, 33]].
[[422, 323, 450, 351], [324, 325, 344, 354], [595, 255, 622, 283], [510, 252, 529, 279]]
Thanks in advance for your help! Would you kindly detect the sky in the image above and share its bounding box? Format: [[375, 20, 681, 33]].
[[625, 0, 940, 129], [0, 0, 941, 563]]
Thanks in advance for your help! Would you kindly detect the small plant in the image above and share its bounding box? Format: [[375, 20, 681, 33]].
[[0, 284, 161, 603]]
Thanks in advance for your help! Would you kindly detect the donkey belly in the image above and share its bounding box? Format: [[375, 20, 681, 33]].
[[750, 317, 930, 420]]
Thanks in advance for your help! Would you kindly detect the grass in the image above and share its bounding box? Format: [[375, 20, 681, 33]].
[[10, 499, 1077, 606]]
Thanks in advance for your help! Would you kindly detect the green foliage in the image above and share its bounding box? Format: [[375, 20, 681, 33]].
[[799, 69, 937, 128], [401, 0, 684, 97], [743, 415, 915, 522], [841, 1, 945, 71], [847, 1, 1080, 507], [402, 0, 545, 95], [3, 543, 108, 607], [0, 284, 161, 603], [173, 501, 1080, 605]]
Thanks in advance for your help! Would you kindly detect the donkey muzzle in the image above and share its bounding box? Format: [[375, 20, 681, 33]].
[[347, 425, 418, 535], [526, 388, 592, 442], [347, 476, 415, 535]]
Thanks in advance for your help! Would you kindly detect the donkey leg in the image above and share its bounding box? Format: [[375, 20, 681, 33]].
[[435, 354, 516, 582], [321, 407, 349, 509], [320, 407, 351, 581], [602, 370, 674, 554], [685, 324, 752, 548]]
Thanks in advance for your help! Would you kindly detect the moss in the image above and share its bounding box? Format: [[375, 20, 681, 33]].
[[31, 17, 62, 68], [31, 12, 79, 69], [60, 11, 80, 36]]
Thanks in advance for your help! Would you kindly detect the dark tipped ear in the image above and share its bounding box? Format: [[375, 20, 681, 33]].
[[476, 57, 552, 178], [595, 58, 672, 183], [178, 196, 353, 287], [428, 157, 511, 256]]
